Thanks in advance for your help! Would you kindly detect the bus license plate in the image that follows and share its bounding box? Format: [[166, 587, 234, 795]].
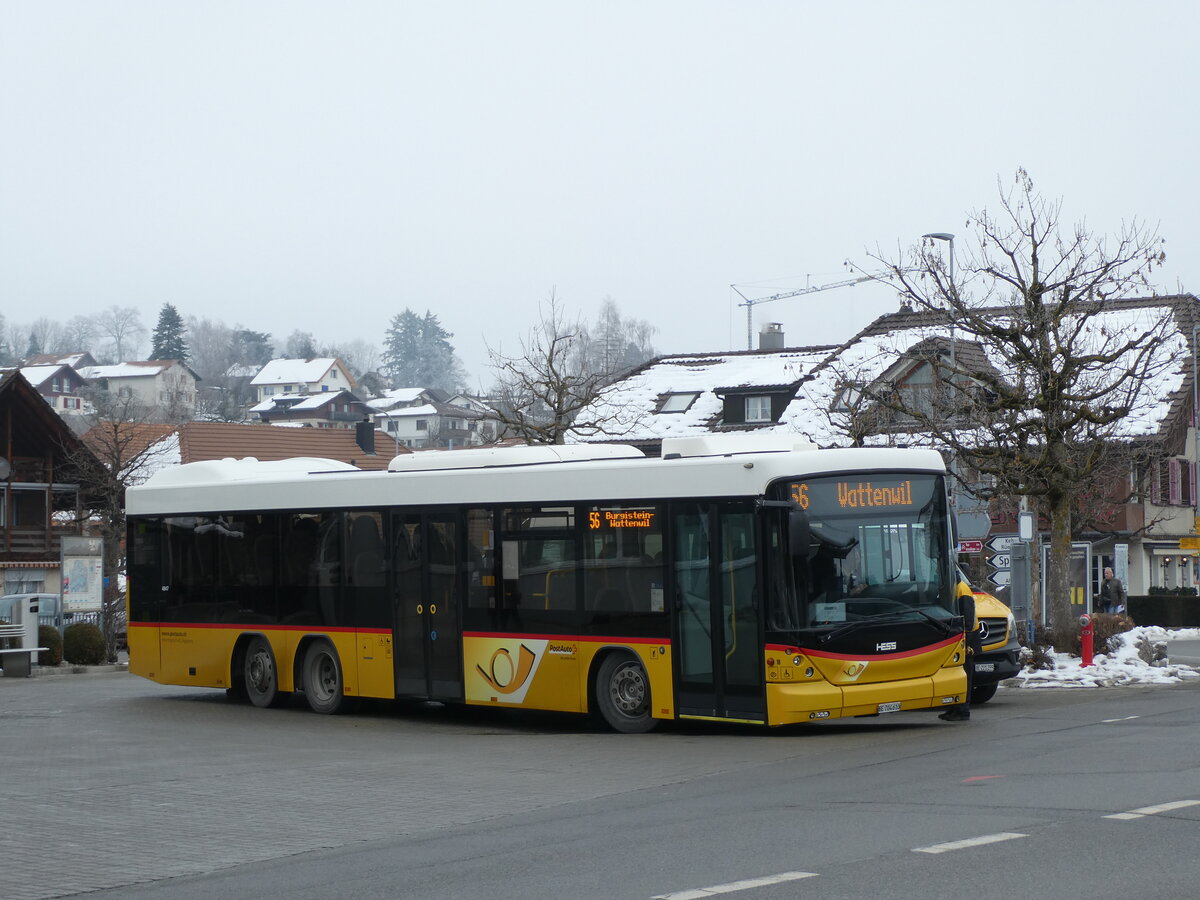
[[975, 662, 996, 672], [877, 701, 902, 714]]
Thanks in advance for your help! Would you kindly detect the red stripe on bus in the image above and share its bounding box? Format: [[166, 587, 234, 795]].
[[462, 631, 670, 645], [766, 635, 962, 661], [129, 622, 388, 635]]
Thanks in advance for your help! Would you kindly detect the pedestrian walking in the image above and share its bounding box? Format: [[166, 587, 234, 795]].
[[1099, 566, 1127, 614]]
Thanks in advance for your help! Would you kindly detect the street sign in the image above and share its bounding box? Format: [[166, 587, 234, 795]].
[[987, 535, 1019, 554], [987, 570, 1012, 588], [957, 540, 984, 553], [991, 553, 1012, 569], [1180, 536, 1200, 550]]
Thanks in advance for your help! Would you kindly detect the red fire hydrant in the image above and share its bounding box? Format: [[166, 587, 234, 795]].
[[1080, 613, 1094, 668]]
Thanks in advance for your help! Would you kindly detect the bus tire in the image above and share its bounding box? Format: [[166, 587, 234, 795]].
[[244, 636, 285, 708], [594, 653, 657, 733], [970, 682, 998, 705], [303, 641, 346, 715]]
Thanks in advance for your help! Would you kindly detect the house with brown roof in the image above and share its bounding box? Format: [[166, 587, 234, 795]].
[[119, 420, 402, 480], [11, 363, 92, 417], [0, 371, 103, 593], [249, 390, 373, 430]]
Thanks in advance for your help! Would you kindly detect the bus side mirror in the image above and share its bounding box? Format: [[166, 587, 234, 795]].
[[789, 508, 811, 558], [958, 592, 976, 631]]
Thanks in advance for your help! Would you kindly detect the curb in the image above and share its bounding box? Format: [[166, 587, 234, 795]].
[[30, 662, 130, 678]]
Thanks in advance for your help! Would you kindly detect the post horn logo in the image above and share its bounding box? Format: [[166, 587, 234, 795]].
[[477, 644, 538, 694]]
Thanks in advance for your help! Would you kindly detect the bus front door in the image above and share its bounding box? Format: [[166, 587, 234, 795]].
[[392, 512, 463, 700], [672, 504, 766, 723]]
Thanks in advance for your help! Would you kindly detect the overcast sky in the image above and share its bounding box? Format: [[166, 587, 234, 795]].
[[3, 2, 1197, 387]]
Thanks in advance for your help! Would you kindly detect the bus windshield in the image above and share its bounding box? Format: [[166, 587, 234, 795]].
[[767, 473, 954, 632]]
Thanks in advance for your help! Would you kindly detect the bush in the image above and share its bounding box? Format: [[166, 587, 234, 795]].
[[1022, 612, 1136, 666], [63, 622, 107, 665], [38, 625, 63, 667]]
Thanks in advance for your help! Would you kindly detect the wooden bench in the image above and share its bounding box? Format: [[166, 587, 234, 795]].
[[0, 623, 48, 678]]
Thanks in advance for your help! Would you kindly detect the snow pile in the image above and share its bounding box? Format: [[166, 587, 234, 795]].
[[1014, 627, 1200, 689]]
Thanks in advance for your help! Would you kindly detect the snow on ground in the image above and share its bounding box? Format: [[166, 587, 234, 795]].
[[1012, 627, 1200, 690]]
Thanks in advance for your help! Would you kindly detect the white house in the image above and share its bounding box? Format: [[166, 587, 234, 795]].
[[368, 388, 496, 449], [78, 360, 201, 419], [250, 358, 356, 403]]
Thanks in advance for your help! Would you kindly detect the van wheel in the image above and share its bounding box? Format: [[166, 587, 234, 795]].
[[594, 654, 657, 733], [970, 683, 998, 705], [244, 636, 285, 708], [303, 641, 346, 714]]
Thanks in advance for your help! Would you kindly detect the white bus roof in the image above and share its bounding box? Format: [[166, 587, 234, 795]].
[[126, 439, 947, 516]]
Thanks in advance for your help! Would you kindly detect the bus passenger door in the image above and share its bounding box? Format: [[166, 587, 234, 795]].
[[391, 512, 463, 700], [672, 503, 765, 723]]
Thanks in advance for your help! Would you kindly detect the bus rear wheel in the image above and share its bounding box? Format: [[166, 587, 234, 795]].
[[303, 641, 346, 714], [244, 636, 285, 708], [595, 653, 657, 733]]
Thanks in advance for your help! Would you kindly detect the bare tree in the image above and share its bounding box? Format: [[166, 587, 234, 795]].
[[74, 390, 178, 660], [94, 305, 146, 362], [487, 292, 639, 444], [859, 169, 1176, 639]]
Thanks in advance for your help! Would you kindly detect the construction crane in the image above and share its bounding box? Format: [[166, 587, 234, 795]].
[[731, 272, 879, 350]]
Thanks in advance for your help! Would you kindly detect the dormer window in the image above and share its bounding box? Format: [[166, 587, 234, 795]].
[[745, 396, 772, 422], [659, 392, 700, 413]]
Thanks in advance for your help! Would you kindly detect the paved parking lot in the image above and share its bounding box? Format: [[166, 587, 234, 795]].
[[1, 670, 823, 899]]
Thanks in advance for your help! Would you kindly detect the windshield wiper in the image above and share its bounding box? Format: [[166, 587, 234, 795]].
[[818, 608, 956, 645], [818, 612, 903, 644]]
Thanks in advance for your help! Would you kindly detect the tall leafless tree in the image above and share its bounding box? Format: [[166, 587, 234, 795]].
[[73, 389, 178, 660], [857, 169, 1176, 639], [94, 305, 146, 362], [487, 292, 641, 444]]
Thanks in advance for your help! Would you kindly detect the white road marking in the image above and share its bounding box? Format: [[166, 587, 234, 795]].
[[652, 871, 818, 899], [913, 832, 1027, 854], [1104, 799, 1200, 820], [1101, 715, 1140, 723]]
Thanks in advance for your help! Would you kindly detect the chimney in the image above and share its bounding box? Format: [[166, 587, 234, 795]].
[[759, 322, 785, 350], [355, 418, 376, 455]]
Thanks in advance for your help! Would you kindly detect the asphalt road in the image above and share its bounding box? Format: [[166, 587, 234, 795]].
[[3, 670, 1199, 900]]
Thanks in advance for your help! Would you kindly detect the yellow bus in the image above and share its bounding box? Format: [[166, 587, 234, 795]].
[[126, 435, 969, 732]]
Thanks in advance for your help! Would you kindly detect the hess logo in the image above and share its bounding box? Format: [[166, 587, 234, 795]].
[[876, 641, 898, 652], [477, 644, 537, 694]]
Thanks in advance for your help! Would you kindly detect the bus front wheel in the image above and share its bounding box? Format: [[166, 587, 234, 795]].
[[303, 641, 346, 714], [244, 636, 285, 708], [595, 653, 657, 733]]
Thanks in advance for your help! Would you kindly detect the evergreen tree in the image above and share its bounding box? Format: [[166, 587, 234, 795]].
[[285, 330, 318, 359], [232, 329, 274, 367], [150, 303, 188, 361], [381, 308, 466, 391]]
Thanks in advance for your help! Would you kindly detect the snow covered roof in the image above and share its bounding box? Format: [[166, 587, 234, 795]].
[[251, 358, 345, 386], [16, 364, 80, 389], [250, 390, 360, 413], [374, 403, 438, 419], [794, 296, 1192, 447], [572, 346, 838, 444], [78, 360, 197, 380], [576, 295, 1198, 451]]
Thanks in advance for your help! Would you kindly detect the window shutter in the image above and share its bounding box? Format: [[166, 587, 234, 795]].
[[1152, 461, 1164, 506], [1170, 459, 1182, 506]]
